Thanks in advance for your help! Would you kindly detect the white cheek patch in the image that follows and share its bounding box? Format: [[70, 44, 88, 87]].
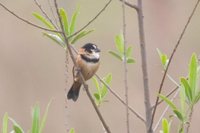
[[92, 52, 100, 59]]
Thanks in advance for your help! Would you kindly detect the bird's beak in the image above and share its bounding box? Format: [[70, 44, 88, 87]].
[[95, 48, 101, 52]]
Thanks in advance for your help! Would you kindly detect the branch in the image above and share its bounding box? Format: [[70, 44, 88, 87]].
[[186, 107, 194, 133], [136, 0, 152, 132], [119, 0, 138, 11], [54, 1, 111, 133], [0, 2, 62, 33], [68, 0, 112, 39], [122, 0, 130, 133], [150, 0, 200, 130]]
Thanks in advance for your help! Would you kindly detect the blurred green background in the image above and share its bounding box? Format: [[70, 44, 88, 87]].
[[0, 0, 200, 132]]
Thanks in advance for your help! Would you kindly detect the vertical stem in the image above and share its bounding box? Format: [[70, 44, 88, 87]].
[[137, 0, 152, 132], [64, 48, 70, 132], [186, 107, 194, 133], [122, 0, 130, 133]]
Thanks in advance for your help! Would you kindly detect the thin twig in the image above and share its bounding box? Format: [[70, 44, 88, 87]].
[[150, 0, 200, 130], [54, 0, 111, 133], [119, 0, 138, 11], [34, 0, 58, 29], [48, 0, 59, 28], [153, 88, 180, 132], [68, 0, 112, 39], [0, 2, 62, 33], [136, 0, 152, 132], [122, 0, 130, 132], [64, 43, 70, 132], [95, 74, 145, 123]]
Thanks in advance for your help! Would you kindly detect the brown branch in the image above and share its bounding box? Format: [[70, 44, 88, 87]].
[[186, 107, 194, 133], [119, 0, 138, 11], [0, 2, 62, 33], [150, 0, 200, 130], [68, 0, 112, 39], [136, 0, 152, 132], [54, 0, 111, 133], [122, 0, 130, 133], [34, 0, 58, 30]]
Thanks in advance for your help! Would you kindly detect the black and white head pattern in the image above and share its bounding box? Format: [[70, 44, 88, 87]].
[[81, 43, 100, 63]]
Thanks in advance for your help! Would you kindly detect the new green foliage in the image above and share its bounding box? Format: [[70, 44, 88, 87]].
[[109, 34, 135, 64], [33, 7, 93, 48], [93, 73, 112, 106], [160, 118, 171, 133], [2, 113, 8, 133], [69, 128, 75, 133], [9, 118, 24, 133], [157, 48, 169, 69], [1, 101, 52, 133], [32, 12, 55, 30]]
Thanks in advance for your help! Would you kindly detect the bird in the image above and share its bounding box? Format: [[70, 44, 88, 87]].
[[67, 43, 101, 101]]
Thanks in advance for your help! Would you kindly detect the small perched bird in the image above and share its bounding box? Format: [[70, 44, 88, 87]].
[[67, 43, 101, 101]]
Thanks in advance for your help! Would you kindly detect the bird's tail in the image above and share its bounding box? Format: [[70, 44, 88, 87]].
[[67, 82, 81, 101]]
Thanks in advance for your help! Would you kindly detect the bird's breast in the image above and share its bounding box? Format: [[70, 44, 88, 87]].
[[77, 56, 100, 81]]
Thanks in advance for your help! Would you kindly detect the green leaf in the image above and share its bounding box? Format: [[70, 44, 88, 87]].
[[101, 73, 112, 98], [59, 8, 69, 36], [92, 77, 100, 94], [9, 118, 24, 133], [39, 100, 52, 133], [2, 112, 8, 133], [115, 34, 124, 54], [180, 78, 193, 103], [32, 12, 55, 30], [193, 91, 200, 104], [108, 51, 122, 61], [32, 104, 40, 133], [180, 85, 186, 116], [101, 86, 108, 99], [71, 29, 94, 44], [13, 126, 23, 133], [94, 93, 100, 101], [69, 128, 75, 133], [157, 48, 168, 68], [43, 33, 65, 48], [173, 110, 184, 121], [127, 58, 135, 64], [126, 46, 132, 57], [69, 8, 79, 34], [162, 118, 169, 133], [104, 73, 112, 85], [189, 53, 198, 97], [159, 94, 178, 110]]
